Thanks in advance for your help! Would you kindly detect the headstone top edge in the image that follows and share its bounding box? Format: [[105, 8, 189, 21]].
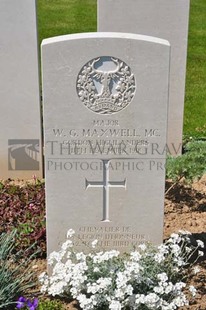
[[41, 32, 170, 47]]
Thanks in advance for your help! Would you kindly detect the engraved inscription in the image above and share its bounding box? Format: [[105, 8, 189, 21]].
[[74, 226, 148, 249], [77, 56, 136, 114], [49, 122, 167, 157], [86, 160, 126, 222]]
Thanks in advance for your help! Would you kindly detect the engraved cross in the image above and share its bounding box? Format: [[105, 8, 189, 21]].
[[85, 160, 126, 222]]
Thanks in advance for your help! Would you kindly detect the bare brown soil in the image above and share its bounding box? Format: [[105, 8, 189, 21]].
[[30, 175, 206, 309], [164, 175, 206, 310]]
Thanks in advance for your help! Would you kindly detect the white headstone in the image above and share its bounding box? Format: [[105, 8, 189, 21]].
[[0, 0, 43, 179], [98, 0, 190, 156], [42, 32, 170, 255]]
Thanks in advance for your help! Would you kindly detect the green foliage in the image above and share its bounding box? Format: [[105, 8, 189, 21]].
[[166, 140, 206, 182], [184, 0, 206, 136], [0, 230, 36, 309], [0, 181, 46, 258], [37, 299, 64, 310]]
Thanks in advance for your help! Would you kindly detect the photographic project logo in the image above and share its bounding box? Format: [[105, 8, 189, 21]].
[[8, 139, 40, 171]]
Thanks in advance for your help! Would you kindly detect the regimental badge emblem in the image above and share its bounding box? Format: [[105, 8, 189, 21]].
[[76, 56, 136, 114]]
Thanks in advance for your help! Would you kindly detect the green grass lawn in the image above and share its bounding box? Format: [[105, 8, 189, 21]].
[[37, 0, 206, 138], [37, 0, 97, 44], [184, 0, 206, 137]]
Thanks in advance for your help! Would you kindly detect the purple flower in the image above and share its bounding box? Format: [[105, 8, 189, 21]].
[[16, 297, 38, 310], [27, 298, 38, 310], [16, 297, 27, 309]]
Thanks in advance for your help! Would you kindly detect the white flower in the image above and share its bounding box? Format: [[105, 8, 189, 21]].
[[48, 251, 62, 265], [38, 271, 47, 284], [48, 280, 66, 296], [157, 272, 168, 282], [169, 233, 181, 243], [198, 250, 204, 256], [197, 239, 204, 248], [138, 243, 147, 251], [114, 288, 124, 299], [77, 294, 92, 309], [87, 282, 99, 294], [170, 244, 181, 256], [179, 229, 191, 235], [177, 257, 185, 267], [61, 239, 73, 250], [185, 246, 191, 253], [135, 294, 146, 305], [165, 282, 174, 294], [97, 277, 112, 289], [93, 267, 100, 273], [144, 293, 160, 307], [189, 285, 197, 297], [109, 300, 122, 310], [125, 284, 133, 296], [93, 250, 119, 263], [124, 261, 140, 276], [40, 284, 48, 294], [67, 228, 75, 238], [174, 282, 186, 291], [76, 252, 86, 261], [130, 251, 141, 261], [91, 239, 98, 248], [154, 252, 165, 263], [173, 294, 189, 307], [157, 244, 169, 255], [39, 231, 195, 309], [193, 266, 200, 274], [154, 285, 164, 294]]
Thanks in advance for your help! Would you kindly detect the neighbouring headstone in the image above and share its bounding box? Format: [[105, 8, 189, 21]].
[[42, 32, 170, 255], [0, 0, 43, 179], [98, 0, 190, 156]]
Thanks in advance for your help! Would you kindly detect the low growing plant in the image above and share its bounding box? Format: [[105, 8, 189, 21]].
[[36, 299, 64, 310], [16, 297, 64, 310], [39, 229, 202, 310], [0, 181, 46, 257], [37, 300, 64, 310], [166, 139, 206, 182], [0, 230, 37, 309]]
